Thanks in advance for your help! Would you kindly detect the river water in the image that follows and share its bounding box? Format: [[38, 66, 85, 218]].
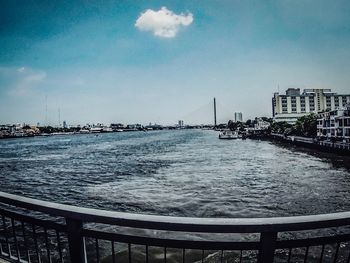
[[1, 129, 350, 218]]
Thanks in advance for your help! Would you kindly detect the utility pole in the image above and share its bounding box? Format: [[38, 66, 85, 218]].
[[214, 97, 217, 128], [45, 95, 48, 126], [58, 108, 61, 127]]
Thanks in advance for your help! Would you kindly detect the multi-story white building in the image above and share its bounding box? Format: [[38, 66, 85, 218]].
[[317, 104, 350, 140], [272, 88, 350, 124], [234, 112, 243, 122]]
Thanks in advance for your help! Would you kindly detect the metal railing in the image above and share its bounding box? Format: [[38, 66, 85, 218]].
[[1, 191, 350, 263]]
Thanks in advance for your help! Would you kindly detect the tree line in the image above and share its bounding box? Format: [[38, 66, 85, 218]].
[[226, 114, 318, 138]]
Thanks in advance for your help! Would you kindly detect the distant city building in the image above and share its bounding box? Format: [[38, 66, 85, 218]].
[[272, 88, 350, 124], [110, 123, 125, 131], [63, 121, 67, 128], [178, 120, 184, 127], [126, 124, 142, 130], [317, 103, 350, 140], [234, 112, 243, 122]]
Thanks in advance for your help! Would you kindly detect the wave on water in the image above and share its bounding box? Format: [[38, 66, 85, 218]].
[[1, 130, 350, 218]]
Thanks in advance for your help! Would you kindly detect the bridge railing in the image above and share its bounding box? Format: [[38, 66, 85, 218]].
[[1, 191, 350, 262]]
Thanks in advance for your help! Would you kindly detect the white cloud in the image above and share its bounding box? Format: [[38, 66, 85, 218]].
[[1, 67, 47, 96], [135, 7, 193, 38]]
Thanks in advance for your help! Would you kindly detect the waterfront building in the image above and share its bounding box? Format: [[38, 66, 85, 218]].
[[178, 120, 184, 127], [126, 124, 142, 130], [234, 112, 243, 122], [110, 123, 125, 131], [272, 88, 350, 124], [254, 118, 270, 130], [317, 103, 350, 140]]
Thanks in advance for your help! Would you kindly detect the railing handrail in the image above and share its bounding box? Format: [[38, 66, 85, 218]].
[[1, 191, 350, 233]]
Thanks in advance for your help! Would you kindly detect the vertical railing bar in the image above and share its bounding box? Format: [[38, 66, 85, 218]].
[[239, 250, 243, 263], [333, 242, 340, 263], [303, 246, 309, 263], [11, 218, 20, 263], [66, 218, 84, 263], [201, 250, 204, 263], [111, 240, 115, 263], [44, 228, 51, 263], [32, 224, 40, 263], [182, 248, 185, 263], [319, 244, 325, 263], [145, 245, 149, 263], [257, 231, 277, 263], [55, 230, 63, 263], [128, 243, 131, 263], [220, 250, 223, 263], [346, 243, 350, 263], [21, 221, 30, 263], [95, 238, 100, 263], [83, 237, 88, 263], [1, 215, 10, 256], [164, 247, 167, 263], [287, 248, 292, 263]]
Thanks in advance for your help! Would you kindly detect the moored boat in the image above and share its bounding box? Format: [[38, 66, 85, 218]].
[[219, 130, 240, 139]]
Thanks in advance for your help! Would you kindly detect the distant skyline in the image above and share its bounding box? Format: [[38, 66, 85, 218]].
[[1, 0, 350, 125]]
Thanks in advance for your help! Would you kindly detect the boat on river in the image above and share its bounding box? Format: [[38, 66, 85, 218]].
[[219, 130, 240, 139]]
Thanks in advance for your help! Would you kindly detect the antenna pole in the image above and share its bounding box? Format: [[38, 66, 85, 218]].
[[45, 95, 48, 126], [58, 108, 61, 127], [214, 97, 217, 128]]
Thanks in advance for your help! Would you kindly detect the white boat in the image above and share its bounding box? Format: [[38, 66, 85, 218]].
[[219, 130, 240, 139]]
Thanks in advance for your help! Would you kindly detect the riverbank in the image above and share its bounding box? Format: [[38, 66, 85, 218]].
[[249, 133, 350, 156]]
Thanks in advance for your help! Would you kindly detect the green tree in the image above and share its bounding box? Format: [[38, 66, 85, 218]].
[[295, 113, 318, 137], [227, 120, 243, 131], [270, 121, 292, 134], [228, 120, 235, 130], [261, 117, 273, 123]]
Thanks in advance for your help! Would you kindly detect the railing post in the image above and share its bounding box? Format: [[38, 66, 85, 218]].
[[66, 218, 86, 263], [257, 231, 277, 263]]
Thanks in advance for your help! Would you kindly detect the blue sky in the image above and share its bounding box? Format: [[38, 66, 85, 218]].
[[1, 0, 350, 125]]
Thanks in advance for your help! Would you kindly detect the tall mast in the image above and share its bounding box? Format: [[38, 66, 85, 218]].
[[45, 95, 48, 126], [58, 108, 61, 127], [214, 97, 217, 127]]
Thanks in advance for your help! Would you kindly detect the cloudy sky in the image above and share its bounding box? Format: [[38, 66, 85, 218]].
[[1, 0, 350, 125]]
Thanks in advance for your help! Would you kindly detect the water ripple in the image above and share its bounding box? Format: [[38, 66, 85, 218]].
[[0, 130, 350, 217]]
